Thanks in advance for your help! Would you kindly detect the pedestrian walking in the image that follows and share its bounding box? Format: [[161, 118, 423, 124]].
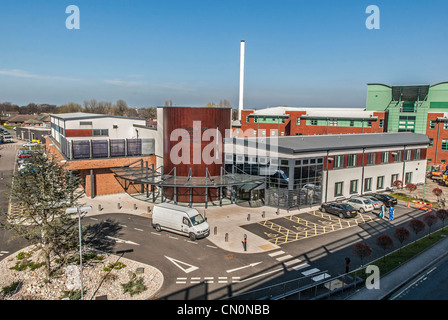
[[345, 257, 351, 273], [388, 206, 395, 221], [380, 204, 386, 219]]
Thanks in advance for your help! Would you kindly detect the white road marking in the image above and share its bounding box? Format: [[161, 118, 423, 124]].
[[165, 256, 199, 274], [226, 262, 262, 273]]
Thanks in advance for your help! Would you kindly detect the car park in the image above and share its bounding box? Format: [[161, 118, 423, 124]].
[[344, 197, 374, 213], [369, 193, 398, 207], [320, 202, 358, 218], [362, 195, 382, 210]]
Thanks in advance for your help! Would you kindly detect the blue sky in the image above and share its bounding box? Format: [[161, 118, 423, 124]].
[[1, 0, 448, 109]]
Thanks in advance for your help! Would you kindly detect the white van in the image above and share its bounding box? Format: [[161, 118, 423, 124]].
[[152, 203, 210, 240]]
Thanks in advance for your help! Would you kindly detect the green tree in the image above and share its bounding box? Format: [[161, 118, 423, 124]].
[[0, 155, 84, 280]]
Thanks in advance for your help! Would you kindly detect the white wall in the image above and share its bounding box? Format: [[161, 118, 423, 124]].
[[324, 159, 427, 202]]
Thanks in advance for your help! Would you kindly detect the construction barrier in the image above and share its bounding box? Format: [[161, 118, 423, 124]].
[[414, 201, 433, 211]]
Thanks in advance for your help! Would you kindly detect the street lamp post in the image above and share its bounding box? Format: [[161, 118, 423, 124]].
[[66, 205, 92, 300]]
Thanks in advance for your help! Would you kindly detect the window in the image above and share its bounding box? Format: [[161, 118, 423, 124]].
[[350, 180, 358, 194], [261, 130, 266, 136], [328, 119, 337, 126], [429, 120, 436, 129], [271, 130, 276, 136], [393, 150, 402, 162], [334, 155, 344, 168], [379, 119, 384, 128], [334, 182, 343, 197], [253, 129, 257, 136], [404, 149, 412, 161], [311, 119, 318, 126], [414, 149, 421, 160], [381, 151, 389, 163], [405, 172, 412, 184], [79, 121, 92, 126], [429, 138, 433, 147], [377, 176, 384, 190], [296, 118, 301, 125], [442, 140, 448, 151], [246, 116, 250, 123], [347, 154, 357, 167], [391, 174, 399, 186], [367, 121, 373, 127], [367, 152, 376, 165], [364, 178, 372, 192], [93, 129, 108, 136], [398, 115, 416, 132], [350, 120, 355, 127]]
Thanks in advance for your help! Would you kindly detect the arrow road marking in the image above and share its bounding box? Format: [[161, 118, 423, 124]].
[[165, 256, 199, 274], [105, 236, 140, 246], [226, 262, 262, 273]]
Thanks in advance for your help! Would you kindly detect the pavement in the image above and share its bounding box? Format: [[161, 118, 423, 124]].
[[80, 192, 448, 300]]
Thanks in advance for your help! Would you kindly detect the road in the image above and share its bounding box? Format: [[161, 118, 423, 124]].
[[390, 252, 448, 300]]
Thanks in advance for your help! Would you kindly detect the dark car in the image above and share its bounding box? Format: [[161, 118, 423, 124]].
[[370, 193, 398, 207], [320, 202, 358, 218]]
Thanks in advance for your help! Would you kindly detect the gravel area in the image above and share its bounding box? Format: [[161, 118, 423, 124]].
[[0, 246, 164, 300]]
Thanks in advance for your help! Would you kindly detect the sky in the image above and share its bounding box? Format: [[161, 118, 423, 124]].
[[1, 0, 448, 109]]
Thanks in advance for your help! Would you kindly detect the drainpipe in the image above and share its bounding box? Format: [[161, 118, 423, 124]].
[[435, 119, 441, 164]]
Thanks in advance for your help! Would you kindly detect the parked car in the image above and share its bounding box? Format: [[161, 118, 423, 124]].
[[369, 193, 398, 207], [362, 195, 382, 210], [320, 202, 358, 218], [344, 197, 374, 213], [22, 141, 39, 147]]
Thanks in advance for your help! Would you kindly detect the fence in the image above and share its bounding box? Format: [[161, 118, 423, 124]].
[[60, 137, 155, 160]]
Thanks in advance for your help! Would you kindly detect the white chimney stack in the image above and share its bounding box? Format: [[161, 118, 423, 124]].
[[238, 40, 245, 121]]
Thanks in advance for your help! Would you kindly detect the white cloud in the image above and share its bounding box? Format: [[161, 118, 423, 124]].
[[103, 79, 146, 87], [0, 69, 80, 81]]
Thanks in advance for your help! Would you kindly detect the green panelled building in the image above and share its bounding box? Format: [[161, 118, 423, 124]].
[[366, 82, 448, 134]]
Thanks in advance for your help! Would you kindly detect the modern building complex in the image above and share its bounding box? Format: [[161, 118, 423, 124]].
[[44, 108, 429, 211], [232, 81, 448, 166]]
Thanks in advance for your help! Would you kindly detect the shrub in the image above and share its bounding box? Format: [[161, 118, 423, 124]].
[[121, 274, 147, 297], [103, 261, 126, 272]]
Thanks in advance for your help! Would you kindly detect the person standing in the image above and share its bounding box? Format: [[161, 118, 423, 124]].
[[380, 204, 386, 219], [388, 206, 395, 221]]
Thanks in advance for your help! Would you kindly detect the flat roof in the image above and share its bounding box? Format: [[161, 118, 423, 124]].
[[228, 132, 430, 154], [51, 112, 144, 121]]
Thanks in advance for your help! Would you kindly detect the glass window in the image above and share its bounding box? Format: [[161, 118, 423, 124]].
[[350, 180, 358, 194], [347, 154, 357, 167], [429, 120, 436, 129], [334, 182, 343, 197], [364, 178, 372, 192], [334, 155, 344, 168], [377, 176, 384, 190], [381, 151, 389, 163], [414, 149, 421, 159], [367, 152, 376, 165]]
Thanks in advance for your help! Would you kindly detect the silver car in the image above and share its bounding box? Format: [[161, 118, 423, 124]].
[[344, 197, 374, 213]]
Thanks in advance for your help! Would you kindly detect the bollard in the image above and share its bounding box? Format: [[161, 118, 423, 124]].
[[214, 226, 217, 235], [134, 204, 137, 210], [147, 206, 151, 213], [243, 234, 247, 251], [117, 203, 121, 210], [225, 233, 229, 242], [262, 211, 265, 218], [98, 204, 102, 211], [247, 214, 250, 221]]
